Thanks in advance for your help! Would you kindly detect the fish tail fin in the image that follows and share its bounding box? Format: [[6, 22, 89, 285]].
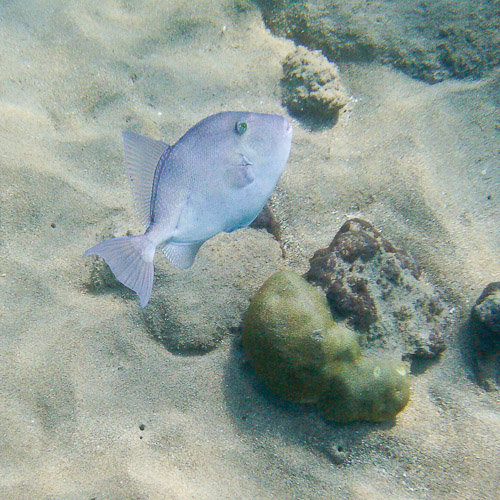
[[83, 235, 155, 307]]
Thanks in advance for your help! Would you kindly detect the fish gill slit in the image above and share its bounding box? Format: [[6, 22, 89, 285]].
[[173, 189, 194, 233], [150, 149, 172, 223]]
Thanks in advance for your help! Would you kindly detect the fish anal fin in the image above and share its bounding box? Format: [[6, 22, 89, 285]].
[[162, 241, 204, 269]]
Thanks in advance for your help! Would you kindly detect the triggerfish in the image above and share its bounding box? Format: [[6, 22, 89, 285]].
[[83, 112, 293, 307]]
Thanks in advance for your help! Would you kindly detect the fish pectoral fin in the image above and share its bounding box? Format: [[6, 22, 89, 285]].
[[225, 165, 256, 189], [162, 241, 205, 269]]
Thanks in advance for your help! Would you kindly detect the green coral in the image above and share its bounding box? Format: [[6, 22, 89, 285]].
[[242, 270, 410, 423]]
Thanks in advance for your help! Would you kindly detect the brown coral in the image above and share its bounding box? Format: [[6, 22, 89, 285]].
[[280, 46, 349, 125]]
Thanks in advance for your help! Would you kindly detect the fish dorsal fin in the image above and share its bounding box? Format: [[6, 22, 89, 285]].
[[122, 131, 169, 227], [162, 241, 204, 269]]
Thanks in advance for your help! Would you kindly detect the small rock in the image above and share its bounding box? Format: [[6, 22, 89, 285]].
[[306, 218, 447, 360], [84, 254, 120, 293], [471, 282, 500, 390], [472, 282, 500, 337], [250, 203, 286, 257], [280, 45, 349, 126]]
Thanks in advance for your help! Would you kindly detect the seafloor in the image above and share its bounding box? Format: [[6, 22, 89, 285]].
[[0, 1, 499, 499]]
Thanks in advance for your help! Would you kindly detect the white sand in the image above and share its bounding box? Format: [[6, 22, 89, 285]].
[[1, 1, 499, 499]]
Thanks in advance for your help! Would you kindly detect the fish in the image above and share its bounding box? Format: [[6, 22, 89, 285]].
[[83, 111, 293, 307]]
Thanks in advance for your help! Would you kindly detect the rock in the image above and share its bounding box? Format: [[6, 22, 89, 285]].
[[471, 282, 500, 391], [472, 282, 500, 338], [250, 203, 286, 258], [306, 219, 447, 360], [256, 0, 500, 83], [241, 270, 410, 423], [280, 45, 349, 126]]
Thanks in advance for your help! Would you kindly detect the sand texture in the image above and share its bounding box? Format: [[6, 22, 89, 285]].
[[1, 1, 500, 499]]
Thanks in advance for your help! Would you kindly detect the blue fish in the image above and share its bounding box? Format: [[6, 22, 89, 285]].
[[84, 112, 293, 306]]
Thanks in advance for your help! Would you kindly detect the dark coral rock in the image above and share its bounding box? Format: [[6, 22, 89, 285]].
[[327, 275, 377, 330], [330, 219, 420, 278], [331, 218, 381, 264], [306, 219, 447, 360]]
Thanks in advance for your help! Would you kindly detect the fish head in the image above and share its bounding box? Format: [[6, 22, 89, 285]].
[[184, 111, 293, 181], [229, 112, 293, 175]]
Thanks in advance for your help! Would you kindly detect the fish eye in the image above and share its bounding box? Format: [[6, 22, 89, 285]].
[[235, 121, 248, 135]]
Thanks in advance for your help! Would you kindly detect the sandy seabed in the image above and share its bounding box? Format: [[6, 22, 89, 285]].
[[1, 1, 499, 499]]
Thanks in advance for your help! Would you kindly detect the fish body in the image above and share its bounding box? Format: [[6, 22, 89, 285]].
[[84, 111, 293, 307]]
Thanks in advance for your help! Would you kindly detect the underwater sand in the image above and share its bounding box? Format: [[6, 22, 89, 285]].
[[0, 1, 499, 499]]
